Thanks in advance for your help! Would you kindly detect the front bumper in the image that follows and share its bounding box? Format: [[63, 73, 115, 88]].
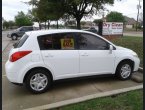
[[133, 57, 140, 72]]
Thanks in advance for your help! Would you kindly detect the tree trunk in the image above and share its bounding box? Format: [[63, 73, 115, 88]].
[[47, 20, 50, 29], [56, 20, 58, 29], [39, 22, 41, 30], [45, 22, 46, 30], [76, 19, 81, 29]]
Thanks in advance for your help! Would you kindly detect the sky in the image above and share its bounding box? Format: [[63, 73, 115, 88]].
[[2, 0, 143, 21]]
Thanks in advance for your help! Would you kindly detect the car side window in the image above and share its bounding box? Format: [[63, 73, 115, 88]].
[[77, 33, 109, 50], [37, 33, 75, 50], [27, 27, 33, 31], [20, 27, 27, 31]]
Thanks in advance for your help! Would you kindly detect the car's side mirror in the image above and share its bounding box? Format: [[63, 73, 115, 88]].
[[109, 45, 113, 54]]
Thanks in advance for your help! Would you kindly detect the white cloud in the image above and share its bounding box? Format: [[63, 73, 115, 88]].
[[2, 0, 143, 21], [2, 0, 31, 20], [105, 0, 143, 20]]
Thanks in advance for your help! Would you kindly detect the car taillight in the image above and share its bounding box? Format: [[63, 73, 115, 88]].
[[10, 51, 32, 62]]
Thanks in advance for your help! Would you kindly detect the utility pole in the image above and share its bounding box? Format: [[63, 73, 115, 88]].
[[136, 0, 141, 31]]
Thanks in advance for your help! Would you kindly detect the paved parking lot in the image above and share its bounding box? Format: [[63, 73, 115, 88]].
[[2, 31, 143, 110]]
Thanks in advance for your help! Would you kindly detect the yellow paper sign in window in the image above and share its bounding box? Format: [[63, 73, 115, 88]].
[[61, 38, 74, 49]]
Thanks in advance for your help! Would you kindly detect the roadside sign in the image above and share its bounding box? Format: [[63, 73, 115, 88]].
[[102, 22, 123, 35]]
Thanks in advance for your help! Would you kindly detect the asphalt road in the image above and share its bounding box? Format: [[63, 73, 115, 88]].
[[2, 30, 13, 51], [2, 30, 143, 110]]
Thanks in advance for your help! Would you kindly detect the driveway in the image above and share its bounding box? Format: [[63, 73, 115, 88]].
[[2, 30, 13, 51], [2, 37, 143, 110]]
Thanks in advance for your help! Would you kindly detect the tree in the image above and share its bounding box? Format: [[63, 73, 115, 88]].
[[8, 21, 15, 29], [3, 20, 16, 29], [80, 21, 86, 27], [28, 0, 115, 29], [93, 19, 103, 25], [46, 0, 114, 29], [37, 0, 65, 29], [15, 11, 33, 27], [106, 11, 125, 22], [3, 21, 9, 29]]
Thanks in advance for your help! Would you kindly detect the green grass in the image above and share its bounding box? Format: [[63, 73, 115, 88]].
[[110, 36, 143, 67], [52, 89, 143, 110]]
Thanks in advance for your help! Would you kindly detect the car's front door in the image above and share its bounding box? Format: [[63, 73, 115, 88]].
[[38, 33, 79, 79], [76, 33, 115, 75]]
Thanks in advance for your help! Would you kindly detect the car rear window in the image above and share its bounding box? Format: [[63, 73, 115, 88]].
[[13, 34, 29, 48]]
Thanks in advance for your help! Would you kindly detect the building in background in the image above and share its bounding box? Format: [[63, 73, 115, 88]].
[[124, 16, 136, 29]]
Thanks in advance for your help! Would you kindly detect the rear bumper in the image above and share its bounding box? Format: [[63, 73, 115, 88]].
[[5, 61, 20, 83]]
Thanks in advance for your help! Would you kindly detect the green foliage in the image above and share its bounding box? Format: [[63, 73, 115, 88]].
[[80, 21, 86, 26], [28, 0, 115, 29], [15, 11, 33, 27], [106, 11, 125, 22], [8, 21, 15, 29], [93, 19, 103, 25], [52, 90, 143, 110], [3, 21, 9, 29], [37, 0, 63, 21], [3, 20, 15, 29]]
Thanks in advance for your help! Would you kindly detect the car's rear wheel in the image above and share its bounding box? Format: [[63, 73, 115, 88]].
[[116, 61, 133, 80], [25, 69, 52, 93], [12, 35, 18, 40]]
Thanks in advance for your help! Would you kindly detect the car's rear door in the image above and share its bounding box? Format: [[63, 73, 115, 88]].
[[76, 32, 115, 75], [38, 32, 79, 80]]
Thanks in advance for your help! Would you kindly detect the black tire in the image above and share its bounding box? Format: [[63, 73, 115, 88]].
[[11, 34, 18, 40], [116, 61, 133, 80], [25, 69, 52, 94]]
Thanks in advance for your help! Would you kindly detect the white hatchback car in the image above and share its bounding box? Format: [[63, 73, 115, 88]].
[[5, 29, 140, 93]]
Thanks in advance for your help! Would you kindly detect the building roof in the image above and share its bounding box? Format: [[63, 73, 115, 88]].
[[124, 16, 136, 25]]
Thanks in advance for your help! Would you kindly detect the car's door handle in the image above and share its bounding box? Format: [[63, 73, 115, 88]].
[[44, 54, 53, 58], [81, 53, 88, 56]]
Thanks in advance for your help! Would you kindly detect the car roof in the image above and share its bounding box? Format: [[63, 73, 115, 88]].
[[26, 29, 94, 36]]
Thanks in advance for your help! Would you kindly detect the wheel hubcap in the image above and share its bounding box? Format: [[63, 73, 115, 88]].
[[120, 64, 131, 79], [30, 73, 48, 91], [13, 36, 16, 39]]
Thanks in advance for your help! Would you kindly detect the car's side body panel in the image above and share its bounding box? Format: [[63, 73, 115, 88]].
[[5, 29, 140, 84]]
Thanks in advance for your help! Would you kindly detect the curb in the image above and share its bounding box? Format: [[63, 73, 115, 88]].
[[138, 67, 143, 73], [131, 67, 143, 83], [131, 75, 143, 83], [24, 85, 143, 110]]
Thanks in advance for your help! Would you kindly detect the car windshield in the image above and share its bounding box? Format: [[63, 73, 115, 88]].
[[16, 27, 22, 31]]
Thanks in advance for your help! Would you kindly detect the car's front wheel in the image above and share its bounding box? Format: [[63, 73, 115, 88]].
[[116, 61, 133, 80], [25, 69, 52, 93]]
